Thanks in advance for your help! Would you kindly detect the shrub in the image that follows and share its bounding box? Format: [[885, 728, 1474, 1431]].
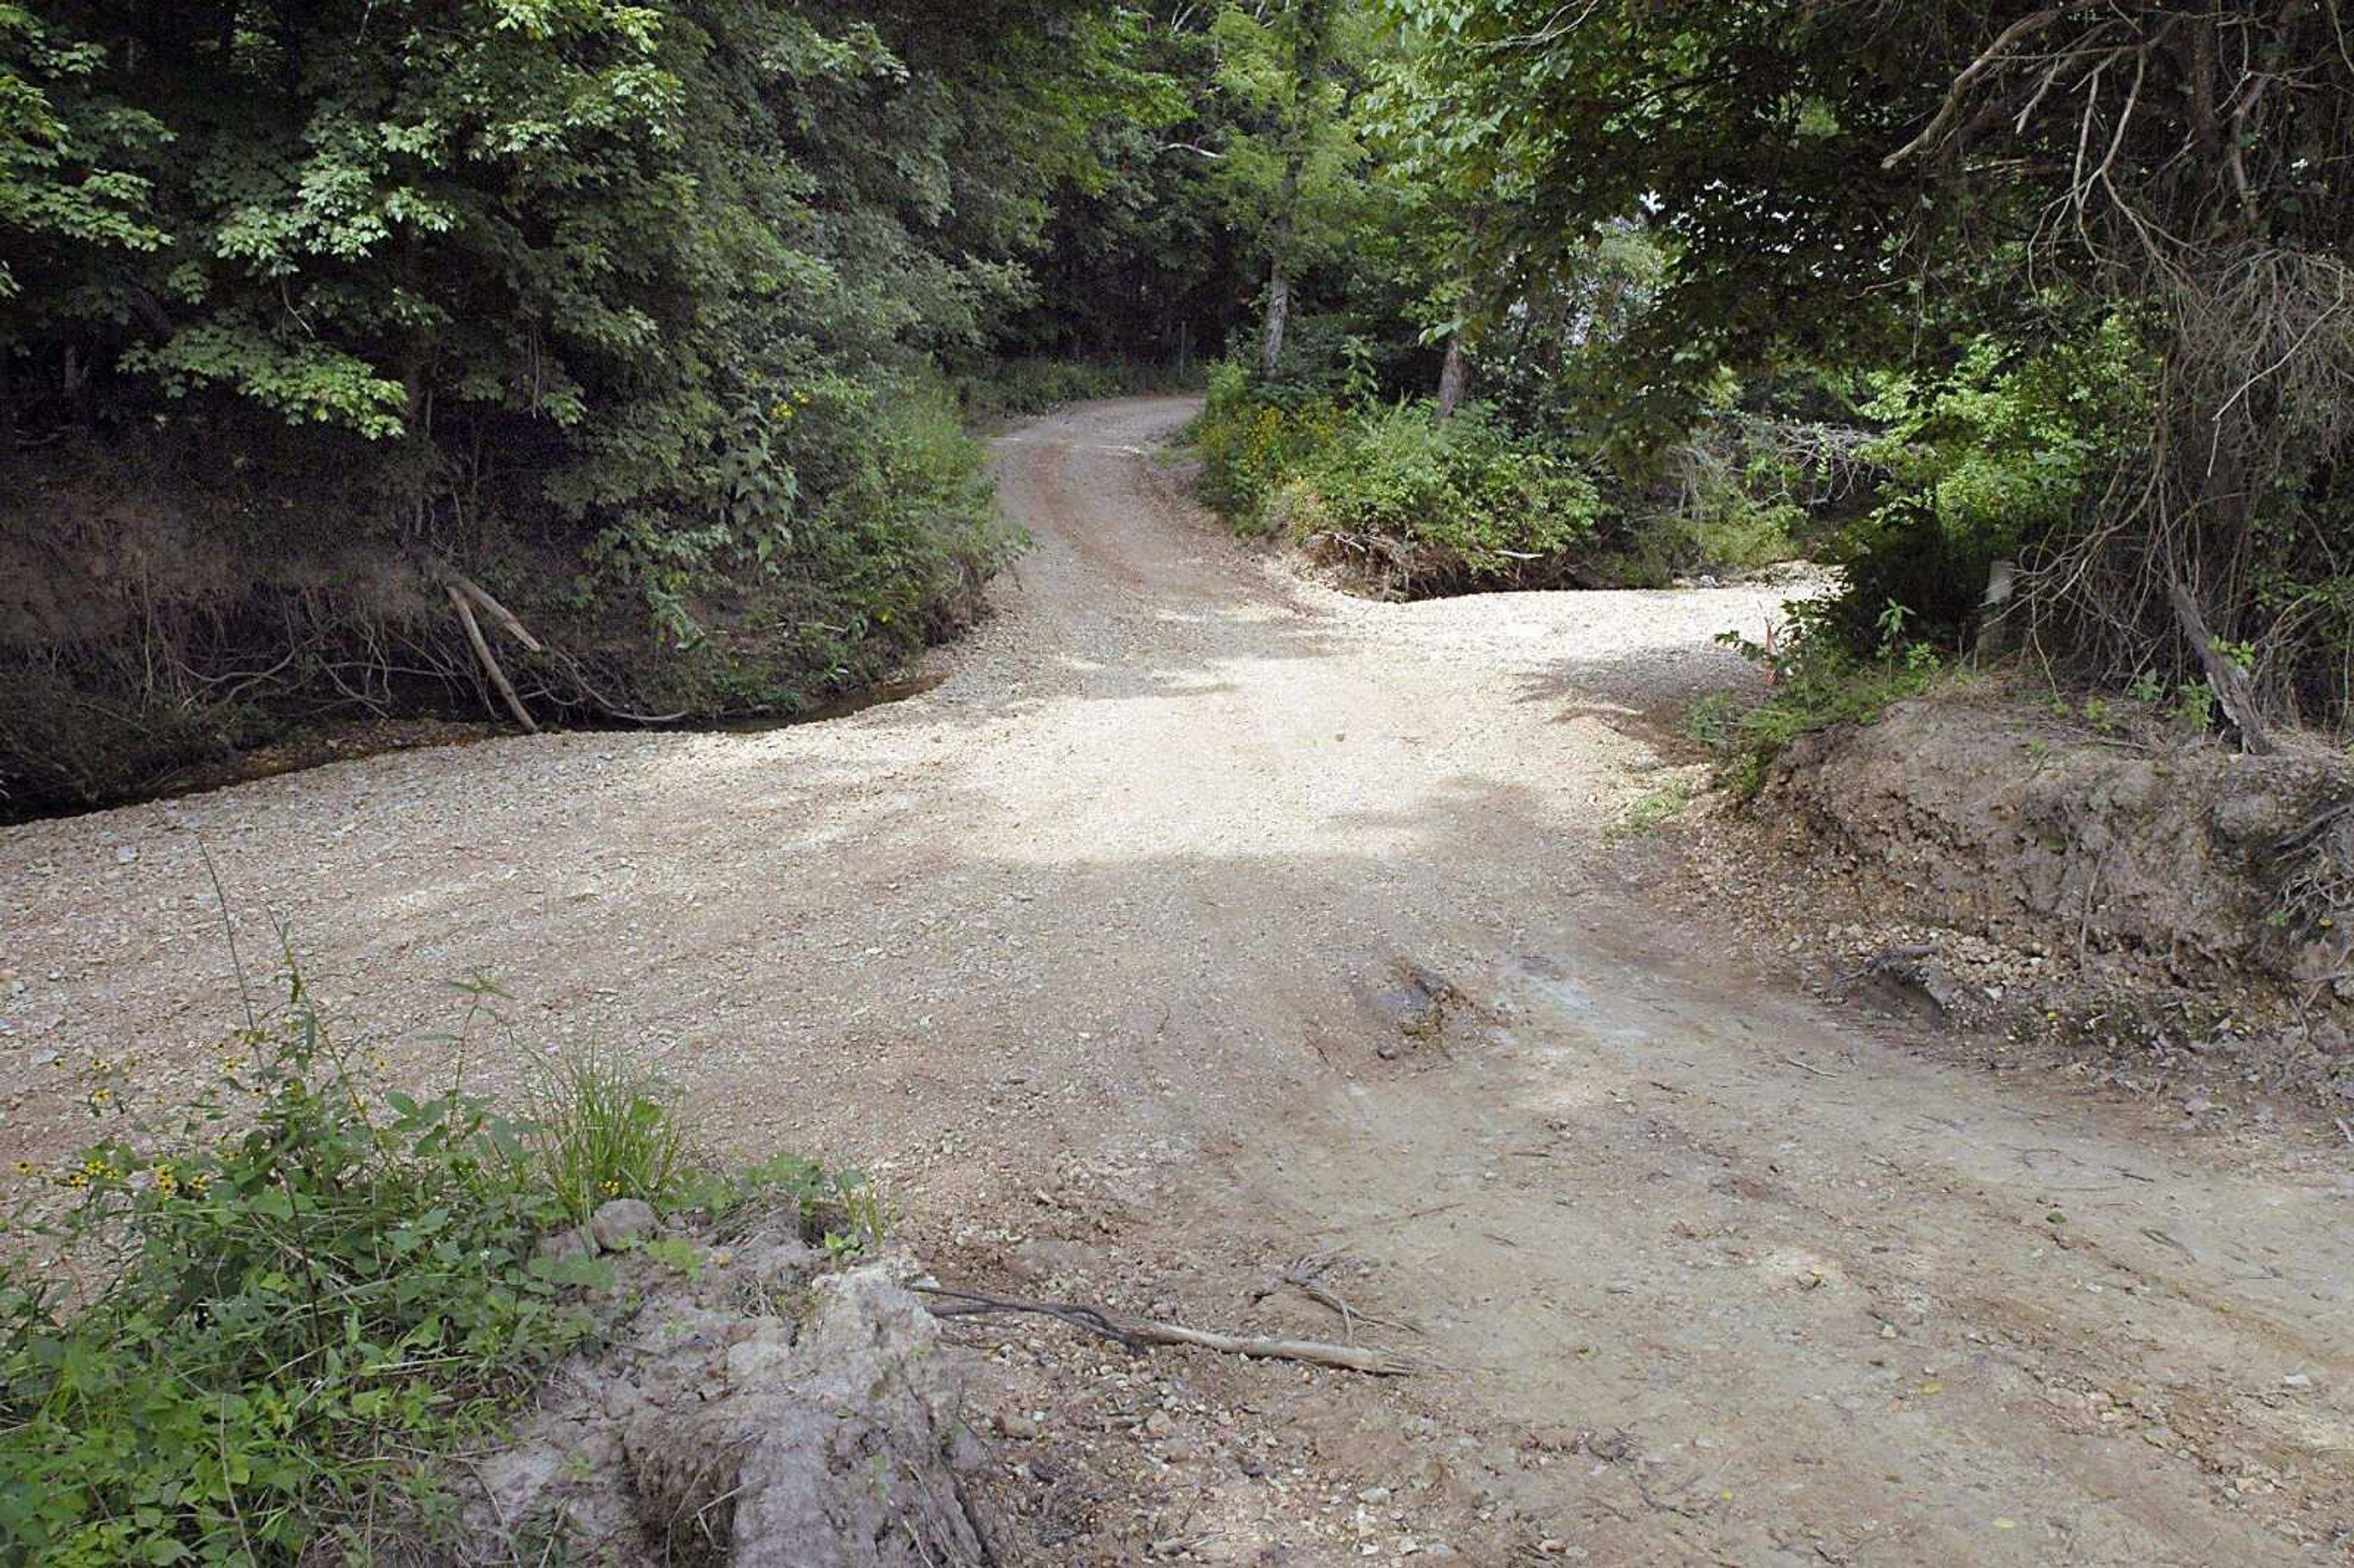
[[1701, 599, 1953, 797], [1191, 363, 1604, 593], [0, 976, 866, 1564], [1191, 360, 1347, 527], [1284, 404, 1605, 593]]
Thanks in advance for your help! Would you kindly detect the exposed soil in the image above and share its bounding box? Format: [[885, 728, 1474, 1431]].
[[1660, 691, 2354, 1117], [4, 397, 2351, 1564]]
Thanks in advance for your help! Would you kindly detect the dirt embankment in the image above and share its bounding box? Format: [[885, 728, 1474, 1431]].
[[1729, 693, 2354, 1105]]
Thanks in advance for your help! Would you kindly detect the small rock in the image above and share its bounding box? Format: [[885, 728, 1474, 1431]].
[[1583, 1428, 1635, 1464], [588, 1197, 658, 1251], [1142, 1410, 1175, 1439], [1357, 1485, 1392, 1504], [997, 1411, 1042, 1440], [533, 1226, 593, 1263], [115, 846, 138, 865], [2282, 1372, 2313, 1390]]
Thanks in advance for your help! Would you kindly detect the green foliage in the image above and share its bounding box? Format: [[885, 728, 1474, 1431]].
[[1801, 321, 2157, 645], [1609, 775, 1701, 839], [588, 370, 1017, 719], [509, 1047, 690, 1224], [0, 990, 585, 1562], [1392, 1, 2354, 729], [1279, 402, 1604, 590], [1192, 357, 1347, 524], [1193, 360, 1602, 593], [0, 972, 870, 1562], [1701, 601, 1951, 797], [1, 0, 1119, 806], [0, 2, 170, 304], [954, 355, 1203, 420]]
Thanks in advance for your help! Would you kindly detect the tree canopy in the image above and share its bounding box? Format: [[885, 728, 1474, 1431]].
[[6, 0, 2352, 807]]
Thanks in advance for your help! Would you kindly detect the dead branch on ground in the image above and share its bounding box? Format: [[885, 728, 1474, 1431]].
[[915, 1285, 1423, 1376]]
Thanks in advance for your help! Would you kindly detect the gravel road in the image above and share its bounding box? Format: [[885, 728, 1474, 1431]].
[[3, 397, 2349, 1564]]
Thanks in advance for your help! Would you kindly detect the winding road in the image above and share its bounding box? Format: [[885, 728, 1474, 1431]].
[[2, 398, 2349, 1563]]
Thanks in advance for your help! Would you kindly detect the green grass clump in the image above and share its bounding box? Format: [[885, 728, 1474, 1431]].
[[1609, 776, 1703, 839], [512, 1048, 691, 1224]]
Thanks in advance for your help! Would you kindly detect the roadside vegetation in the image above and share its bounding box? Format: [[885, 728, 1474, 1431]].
[[954, 356, 1205, 423], [1161, 2, 2353, 765], [0, 973, 876, 1564], [7, 1, 2350, 809]]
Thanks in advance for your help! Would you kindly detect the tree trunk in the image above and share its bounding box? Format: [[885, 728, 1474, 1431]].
[[1261, 262, 1291, 379], [1434, 330, 1468, 419], [1258, 0, 1329, 381], [2168, 576, 2272, 755], [1435, 212, 1486, 419]]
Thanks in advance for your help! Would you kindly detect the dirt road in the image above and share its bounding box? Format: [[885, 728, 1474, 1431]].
[[3, 398, 2349, 1564]]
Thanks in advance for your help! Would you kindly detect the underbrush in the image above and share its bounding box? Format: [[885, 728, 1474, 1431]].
[[953, 356, 1204, 421], [0, 975, 872, 1564], [1191, 363, 1604, 595], [1691, 596, 2257, 800], [1, 371, 1015, 816], [1689, 601, 1959, 798]]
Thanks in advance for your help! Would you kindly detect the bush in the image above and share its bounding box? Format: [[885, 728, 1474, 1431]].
[[953, 357, 1203, 421], [1192, 363, 1604, 593], [1281, 405, 1604, 593], [0, 975, 866, 1564], [1813, 324, 2152, 652], [1699, 599, 1952, 797], [1191, 360, 1347, 526]]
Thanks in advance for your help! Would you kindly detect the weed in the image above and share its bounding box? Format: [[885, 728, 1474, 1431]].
[[1683, 692, 1744, 751], [0, 972, 871, 1565], [1699, 599, 1952, 796], [1610, 777, 1702, 838], [511, 1048, 691, 1223], [2171, 680, 2217, 734], [0, 984, 585, 1562]]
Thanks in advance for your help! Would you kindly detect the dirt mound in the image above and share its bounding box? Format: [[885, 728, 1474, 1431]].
[[1761, 696, 2354, 989], [1734, 694, 2354, 1106], [468, 1219, 999, 1566]]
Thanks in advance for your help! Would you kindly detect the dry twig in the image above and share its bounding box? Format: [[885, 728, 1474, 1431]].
[[916, 1285, 1422, 1376]]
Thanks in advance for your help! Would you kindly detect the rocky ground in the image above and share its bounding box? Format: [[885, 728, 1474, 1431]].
[[3, 398, 2350, 1564]]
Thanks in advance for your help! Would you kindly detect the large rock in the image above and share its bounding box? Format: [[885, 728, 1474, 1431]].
[[466, 1220, 996, 1567], [624, 1267, 989, 1566]]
